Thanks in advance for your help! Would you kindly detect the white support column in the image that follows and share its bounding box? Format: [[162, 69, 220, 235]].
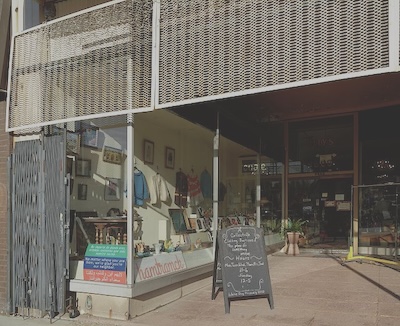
[[0, 0, 11, 82], [256, 150, 261, 228], [389, 0, 400, 70], [152, 0, 160, 109], [11, 0, 39, 34], [126, 59, 134, 286], [212, 114, 220, 258]]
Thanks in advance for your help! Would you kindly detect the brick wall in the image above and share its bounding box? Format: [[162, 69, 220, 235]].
[[0, 100, 11, 314]]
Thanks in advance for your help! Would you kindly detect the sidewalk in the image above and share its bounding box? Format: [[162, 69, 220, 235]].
[[1, 252, 400, 326]]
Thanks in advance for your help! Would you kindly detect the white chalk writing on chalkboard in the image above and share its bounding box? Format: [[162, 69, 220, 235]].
[[212, 226, 274, 313]]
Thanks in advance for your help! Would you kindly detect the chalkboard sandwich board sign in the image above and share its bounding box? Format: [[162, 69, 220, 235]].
[[212, 226, 274, 313]]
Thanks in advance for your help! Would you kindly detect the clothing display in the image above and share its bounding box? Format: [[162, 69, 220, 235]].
[[174, 170, 188, 207], [218, 182, 227, 202], [187, 171, 204, 206], [134, 168, 149, 206], [149, 173, 170, 204], [200, 169, 212, 199]]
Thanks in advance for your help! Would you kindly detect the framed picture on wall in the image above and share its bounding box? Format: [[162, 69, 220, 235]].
[[143, 139, 154, 164], [76, 159, 91, 177], [66, 157, 74, 175], [105, 178, 120, 201], [66, 132, 80, 155], [165, 146, 175, 169], [77, 184, 87, 200], [81, 123, 99, 148], [103, 146, 123, 165]]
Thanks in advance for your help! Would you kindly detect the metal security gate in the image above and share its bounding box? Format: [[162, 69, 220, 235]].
[[10, 135, 69, 317]]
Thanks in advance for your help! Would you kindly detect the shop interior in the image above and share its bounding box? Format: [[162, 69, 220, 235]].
[[63, 103, 400, 280]]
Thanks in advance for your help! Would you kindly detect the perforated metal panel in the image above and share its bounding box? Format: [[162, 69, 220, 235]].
[[11, 135, 68, 315], [7, 0, 394, 130], [158, 0, 389, 105], [8, 0, 153, 131]]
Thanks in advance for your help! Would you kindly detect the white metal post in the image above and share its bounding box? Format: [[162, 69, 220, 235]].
[[152, 0, 160, 109], [126, 58, 134, 286], [389, 0, 400, 71], [212, 113, 220, 258]]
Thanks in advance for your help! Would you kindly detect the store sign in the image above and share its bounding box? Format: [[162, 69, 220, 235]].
[[242, 160, 282, 175], [83, 244, 127, 284], [134, 251, 187, 282]]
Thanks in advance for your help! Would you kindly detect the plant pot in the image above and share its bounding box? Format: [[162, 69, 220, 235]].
[[286, 232, 300, 255]]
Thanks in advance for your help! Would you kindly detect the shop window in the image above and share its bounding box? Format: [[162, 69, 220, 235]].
[[360, 108, 400, 185], [358, 184, 400, 248], [288, 116, 353, 174]]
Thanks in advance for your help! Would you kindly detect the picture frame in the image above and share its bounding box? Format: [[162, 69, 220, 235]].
[[76, 159, 91, 177], [143, 139, 154, 164], [66, 157, 74, 175], [81, 123, 99, 148], [104, 178, 120, 201], [168, 209, 187, 234], [165, 146, 175, 169], [103, 146, 123, 165], [77, 184, 87, 200], [66, 132, 80, 155], [196, 217, 206, 231]]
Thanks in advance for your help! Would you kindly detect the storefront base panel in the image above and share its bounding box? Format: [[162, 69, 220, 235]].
[[73, 273, 212, 320], [130, 274, 212, 318], [358, 246, 400, 257], [76, 293, 130, 320]]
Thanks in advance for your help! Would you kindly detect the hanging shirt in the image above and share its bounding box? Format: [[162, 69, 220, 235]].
[[149, 173, 170, 204], [174, 171, 188, 207], [134, 169, 149, 206], [187, 173, 204, 206], [200, 169, 212, 199]]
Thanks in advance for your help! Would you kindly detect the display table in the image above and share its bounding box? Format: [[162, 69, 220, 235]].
[[83, 217, 132, 244]]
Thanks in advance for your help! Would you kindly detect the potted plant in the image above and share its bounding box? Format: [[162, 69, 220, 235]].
[[283, 218, 308, 255]]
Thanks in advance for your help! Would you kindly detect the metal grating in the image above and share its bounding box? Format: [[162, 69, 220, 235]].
[[158, 0, 389, 105], [12, 139, 43, 311], [43, 135, 68, 313], [11, 136, 67, 314], [8, 0, 153, 131]]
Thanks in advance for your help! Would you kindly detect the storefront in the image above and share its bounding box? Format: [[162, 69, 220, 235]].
[[4, 0, 400, 320]]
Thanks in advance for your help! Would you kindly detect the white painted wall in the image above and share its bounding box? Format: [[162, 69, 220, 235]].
[[133, 110, 214, 246]]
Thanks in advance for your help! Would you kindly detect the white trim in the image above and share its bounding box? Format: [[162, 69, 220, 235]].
[[6, 107, 152, 133], [5, 32, 15, 132], [11, 0, 126, 38], [69, 263, 213, 298], [155, 67, 397, 110], [389, 0, 400, 70]]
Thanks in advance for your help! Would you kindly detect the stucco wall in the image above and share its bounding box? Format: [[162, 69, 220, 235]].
[[0, 100, 11, 314]]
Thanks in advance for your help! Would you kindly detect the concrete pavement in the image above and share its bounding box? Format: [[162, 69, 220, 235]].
[[1, 252, 400, 326]]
